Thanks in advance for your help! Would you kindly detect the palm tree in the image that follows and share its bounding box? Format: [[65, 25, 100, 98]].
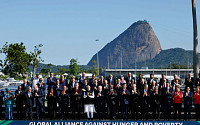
[[192, 0, 199, 79]]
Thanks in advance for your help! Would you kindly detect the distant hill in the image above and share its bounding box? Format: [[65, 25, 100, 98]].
[[87, 20, 162, 68], [134, 48, 196, 69], [28, 63, 92, 73]]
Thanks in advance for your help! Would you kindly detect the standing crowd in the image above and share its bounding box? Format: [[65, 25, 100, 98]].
[[0, 72, 200, 121]]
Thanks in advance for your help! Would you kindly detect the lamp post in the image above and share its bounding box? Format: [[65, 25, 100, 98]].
[[96, 39, 99, 76]]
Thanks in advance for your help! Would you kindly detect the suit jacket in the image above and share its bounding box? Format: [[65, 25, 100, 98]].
[[37, 83, 46, 92], [152, 92, 161, 105], [120, 89, 130, 105], [71, 88, 82, 103], [140, 89, 150, 105], [109, 89, 117, 105], [60, 90, 70, 105], [173, 91, 183, 103], [54, 84, 62, 97], [130, 89, 140, 105], [184, 91, 193, 105], [163, 87, 173, 104], [21, 83, 31, 92], [15, 90, 24, 105], [34, 88, 45, 104], [23, 91, 34, 107], [95, 90, 105, 105], [125, 77, 135, 84], [60, 79, 67, 87], [185, 77, 194, 92], [107, 78, 116, 86]]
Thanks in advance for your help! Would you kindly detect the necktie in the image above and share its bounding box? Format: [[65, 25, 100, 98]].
[[76, 89, 77, 93], [19, 91, 20, 94], [62, 79, 63, 83], [28, 93, 30, 98]]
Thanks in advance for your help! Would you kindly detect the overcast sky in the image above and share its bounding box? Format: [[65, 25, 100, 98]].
[[0, 0, 200, 65]]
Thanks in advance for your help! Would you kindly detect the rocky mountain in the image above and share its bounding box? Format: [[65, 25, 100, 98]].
[[87, 20, 162, 68]]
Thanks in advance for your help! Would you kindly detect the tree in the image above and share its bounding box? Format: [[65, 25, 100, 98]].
[[30, 44, 43, 81], [1, 42, 32, 77], [69, 58, 78, 76], [192, 0, 199, 80], [48, 63, 53, 72], [92, 60, 98, 75]]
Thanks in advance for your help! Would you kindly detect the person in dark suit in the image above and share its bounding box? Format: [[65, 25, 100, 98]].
[[98, 76, 105, 86], [193, 86, 200, 120], [125, 72, 135, 86], [68, 76, 76, 92], [54, 79, 62, 115], [185, 73, 194, 92], [147, 74, 157, 86], [102, 80, 110, 115], [60, 85, 70, 120], [96, 85, 105, 120], [23, 87, 33, 120], [108, 85, 117, 120], [34, 85, 45, 120], [15, 85, 23, 120], [60, 74, 67, 87], [120, 83, 130, 120], [37, 78, 46, 115], [0, 87, 4, 119], [137, 78, 145, 94], [136, 74, 143, 86], [21, 79, 31, 93], [183, 86, 193, 121], [71, 83, 82, 120], [141, 84, 150, 120], [152, 86, 161, 120], [79, 72, 87, 87], [81, 79, 88, 91], [159, 74, 169, 86], [115, 78, 122, 113], [130, 84, 139, 120], [107, 74, 116, 86], [48, 88, 56, 120], [163, 83, 173, 120], [195, 73, 200, 86], [160, 78, 167, 112], [149, 80, 156, 113], [88, 74, 96, 86], [47, 72, 57, 94]]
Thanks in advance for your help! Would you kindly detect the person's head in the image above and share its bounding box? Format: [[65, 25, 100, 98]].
[[86, 85, 91, 90], [131, 79, 135, 84], [132, 84, 136, 89], [162, 74, 166, 79], [166, 83, 170, 87], [98, 85, 102, 91], [63, 85, 67, 91], [176, 85, 180, 92], [101, 76, 104, 81], [75, 83, 79, 88], [174, 74, 177, 79], [82, 72, 86, 77], [117, 78, 121, 84], [122, 83, 127, 89], [50, 88, 54, 93], [6, 88, 11, 94], [39, 78, 43, 83], [24, 79, 27, 84], [163, 78, 167, 83], [36, 74, 40, 79], [139, 74, 143, 79], [150, 74, 154, 79], [50, 72, 54, 77], [186, 87, 190, 92], [109, 74, 113, 79], [144, 84, 148, 90], [189, 73, 192, 78], [28, 87, 32, 93], [61, 74, 64, 79], [104, 80, 108, 85], [71, 76, 75, 83], [175, 78, 179, 83], [56, 79, 60, 84], [94, 79, 98, 84], [128, 72, 131, 77], [34, 85, 38, 90], [141, 79, 145, 84], [18, 85, 22, 90], [92, 74, 96, 79], [84, 79, 88, 85], [196, 87, 200, 92], [155, 86, 159, 91]]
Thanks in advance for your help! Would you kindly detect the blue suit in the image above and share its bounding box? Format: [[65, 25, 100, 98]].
[[4, 93, 14, 120], [120, 89, 130, 120], [163, 87, 173, 120], [184, 91, 193, 120], [34, 88, 45, 119], [47, 76, 56, 94]]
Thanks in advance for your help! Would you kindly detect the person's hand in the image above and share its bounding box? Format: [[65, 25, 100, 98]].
[[23, 104, 25, 108], [122, 91, 125, 95], [186, 92, 188, 96], [75, 92, 78, 95], [50, 78, 52, 81]]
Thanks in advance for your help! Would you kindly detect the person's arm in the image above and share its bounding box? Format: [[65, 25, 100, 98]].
[[83, 92, 87, 98], [89, 91, 95, 98]]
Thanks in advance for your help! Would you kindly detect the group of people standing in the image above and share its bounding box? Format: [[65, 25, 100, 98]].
[[1, 72, 200, 121]]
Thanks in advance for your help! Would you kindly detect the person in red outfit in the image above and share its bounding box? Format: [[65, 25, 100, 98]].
[[193, 86, 200, 120], [173, 85, 183, 120]]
